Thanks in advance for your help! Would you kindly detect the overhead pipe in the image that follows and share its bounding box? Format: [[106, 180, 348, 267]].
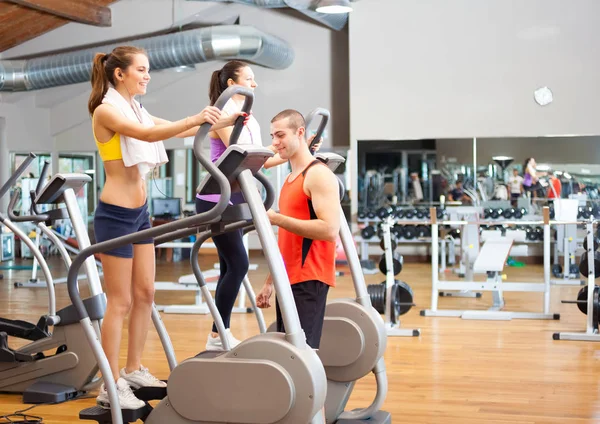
[[0, 25, 294, 92]]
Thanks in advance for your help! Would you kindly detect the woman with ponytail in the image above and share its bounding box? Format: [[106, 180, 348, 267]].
[[88, 47, 246, 410], [198, 60, 322, 352]]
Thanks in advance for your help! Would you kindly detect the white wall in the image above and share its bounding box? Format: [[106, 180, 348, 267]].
[[349, 0, 600, 213]]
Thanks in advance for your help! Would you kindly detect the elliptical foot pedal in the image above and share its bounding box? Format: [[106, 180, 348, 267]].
[[80, 404, 153, 423], [23, 381, 81, 404], [133, 382, 168, 402], [195, 350, 225, 359]]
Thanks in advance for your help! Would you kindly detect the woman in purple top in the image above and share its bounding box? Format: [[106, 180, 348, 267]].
[[522, 157, 543, 196], [197, 61, 284, 351], [197, 60, 322, 351]]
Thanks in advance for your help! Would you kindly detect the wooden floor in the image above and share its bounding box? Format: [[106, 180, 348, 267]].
[[1, 252, 599, 423]]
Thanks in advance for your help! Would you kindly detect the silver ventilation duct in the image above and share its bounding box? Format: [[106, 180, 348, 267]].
[[186, 0, 349, 31], [0, 25, 294, 92]]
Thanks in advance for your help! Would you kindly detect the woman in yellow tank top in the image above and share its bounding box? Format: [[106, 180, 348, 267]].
[[87, 46, 246, 410]]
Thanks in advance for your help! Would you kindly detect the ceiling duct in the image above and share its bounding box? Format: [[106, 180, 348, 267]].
[[186, 0, 349, 31], [0, 25, 294, 92]]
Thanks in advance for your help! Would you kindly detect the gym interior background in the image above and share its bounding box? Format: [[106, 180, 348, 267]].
[[2, 0, 600, 422]]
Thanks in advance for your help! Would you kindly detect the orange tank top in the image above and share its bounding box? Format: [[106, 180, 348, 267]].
[[278, 160, 336, 287]]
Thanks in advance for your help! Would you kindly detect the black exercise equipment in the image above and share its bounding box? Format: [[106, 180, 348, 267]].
[[415, 225, 431, 238], [361, 225, 376, 239], [390, 225, 403, 240], [552, 264, 562, 278], [394, 209, 405, 219], [579, 251, 600, 278], [379, 238, 397, 251], [513, 208, 526, 219], [502, 208, 514, 219], [561, 285, 600, 329], [404, 209, 416, 219], [402, 226, 417, 240], [376, 206, 394, 219], [378, 252, 403, 276], [367, 281, 414, 322], [583, 235, 600, 252]]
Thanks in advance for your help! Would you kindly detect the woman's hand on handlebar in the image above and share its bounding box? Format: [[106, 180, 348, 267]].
[[193, 106, 222, 126]]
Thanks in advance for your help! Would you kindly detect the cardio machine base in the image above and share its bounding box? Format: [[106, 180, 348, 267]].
[[22, 381, 82, 404], [335, 410, 392, 423]]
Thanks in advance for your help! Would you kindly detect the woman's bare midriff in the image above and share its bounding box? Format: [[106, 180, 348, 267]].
[[99, 160, 147, 209]]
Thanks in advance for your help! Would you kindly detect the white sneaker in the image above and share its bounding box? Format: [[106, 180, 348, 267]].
[[120, 365, 167, 389], [96, 378, 145, 410], [205, 329, 242, 351]]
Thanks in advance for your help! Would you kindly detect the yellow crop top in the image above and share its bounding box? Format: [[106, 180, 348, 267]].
[[93, 113, 123, 162]]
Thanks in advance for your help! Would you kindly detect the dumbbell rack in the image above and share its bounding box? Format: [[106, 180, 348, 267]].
[[553, 220, 600, 342], [380, 218, 420, 337]]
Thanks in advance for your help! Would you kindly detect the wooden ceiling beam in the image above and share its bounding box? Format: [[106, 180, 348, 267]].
[[4, 0, 111, 27]]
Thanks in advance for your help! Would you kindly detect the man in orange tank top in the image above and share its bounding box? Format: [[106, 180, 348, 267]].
[[256, 109, 341, 349]]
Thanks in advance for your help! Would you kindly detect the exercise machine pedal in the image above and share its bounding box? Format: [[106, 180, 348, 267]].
[[133, 383, 168, 402], [0, 331, 35, 363], [80, 404, 153, 424]]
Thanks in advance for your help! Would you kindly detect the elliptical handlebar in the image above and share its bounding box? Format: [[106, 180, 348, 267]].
[[7, 189, 49, 222], [0, 152, 36, 202], [35, 160, 50, 197], [31, 160, 51, 216], [304, 107, 330, 155]]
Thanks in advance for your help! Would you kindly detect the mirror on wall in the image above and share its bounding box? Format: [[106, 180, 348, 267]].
[[356, 135, 600, 218]]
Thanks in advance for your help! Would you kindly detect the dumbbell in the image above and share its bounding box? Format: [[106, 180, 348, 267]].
[[394, 208, 406, 219], [502, 208, 515, 219], [415, 225, 431, 238], [391, 225, 403, 240], [358, 209, 367, 220], [367, 210, 376, 219], [404, 209, 416, 219], [376, 206, 394, 219], [488, 208, 502, 219], [361, 225, 376, 239], [402, 225, 417, 240], [416, 208, 426, 219]]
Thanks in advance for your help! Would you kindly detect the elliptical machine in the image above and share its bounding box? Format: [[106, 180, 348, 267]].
[[192, 108, 391, 423], [69, 86, 328, 424], [0, 154, 105, 403]]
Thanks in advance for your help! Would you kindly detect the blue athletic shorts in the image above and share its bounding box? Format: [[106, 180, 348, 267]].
[[93, 200, 153, 258]]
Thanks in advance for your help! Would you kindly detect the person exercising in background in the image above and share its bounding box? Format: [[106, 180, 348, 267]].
[[255, 109, 340, 349], [509, 168, 524, 207], [449, 180, 469, 203]]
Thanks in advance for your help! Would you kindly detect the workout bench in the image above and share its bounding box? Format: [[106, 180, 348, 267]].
[[422, 207, 559, 321]]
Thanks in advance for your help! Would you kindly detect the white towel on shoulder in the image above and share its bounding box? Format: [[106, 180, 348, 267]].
[[102, 87, 168, 179]]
